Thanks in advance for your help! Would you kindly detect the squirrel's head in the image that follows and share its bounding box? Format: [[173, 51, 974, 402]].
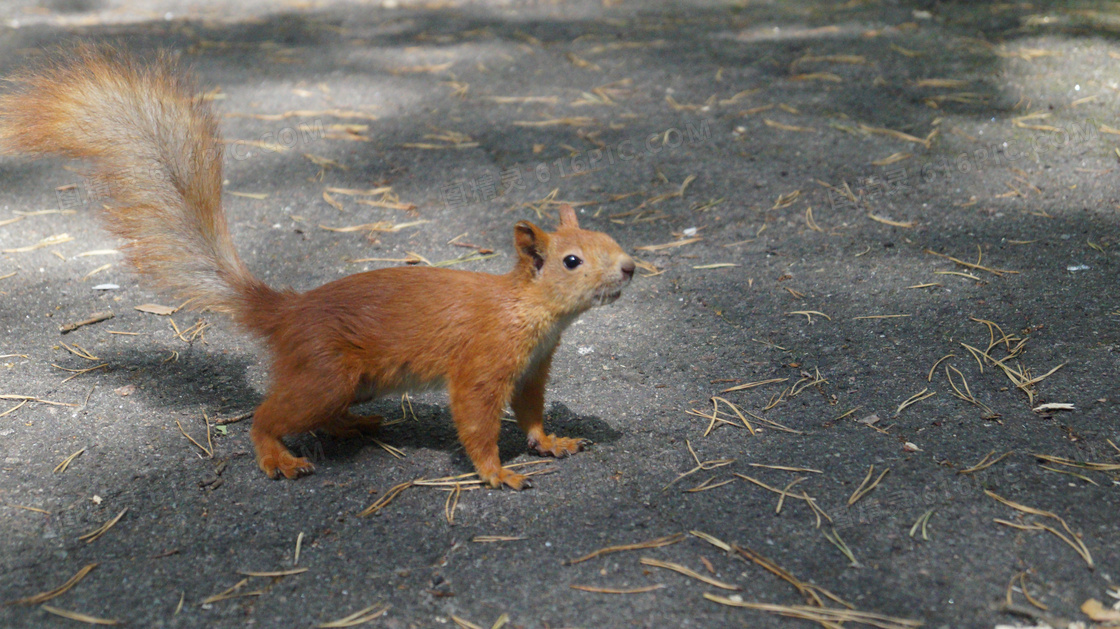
[[513, 204, 635, 314]]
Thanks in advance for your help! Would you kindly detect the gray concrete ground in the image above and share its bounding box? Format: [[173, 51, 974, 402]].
[[1, 1, 1119, 627]]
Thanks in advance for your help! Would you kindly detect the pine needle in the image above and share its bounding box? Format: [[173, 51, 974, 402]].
[[567, 533, 685, 565], [639, 557, 740, 590], [6, 563, 98, 605], [318, 604, 390, 627]]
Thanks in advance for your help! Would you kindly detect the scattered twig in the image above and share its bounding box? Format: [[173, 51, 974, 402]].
[[909, 509, 935, 540], [569, 584, 665, 594], [925, 247, 1017, 277], [52, 363, 109, 384], [317, 604, 390, 628], [358, 462, 554, 517], [4, 503, 50, 514], [986, 490, 1093, 568], [704, 595, 921, 629], [959, 450, 1012, 474], [444, 483, 463, 524], [40, 605, 120, 626], [79, 508, 128, 544], [684, 476, 736, 493], [822, 528, 861, 568], [895, 389, 934, 415], [0, 395, 77, 408], [6, 563, 98, 605], [214, 412, 253, 426], [176, 414, 214, 458], [748, 463, 823, 474], [634, 237, 702, 252], [60, 343, 98, 361], [567, 533, 685, 565], [2, 233, 73, 253], [709, 397, 756, 435], [0, 400, 29, 418], [200, 578, 265, 604], [1006, 571, 1048, 611], [787, 310, 831, 323], [848, 465, 890, 506], [945, 365, 998, 418], [692, 531, 851, 608], [1032, 453, 1120, 473], [53, 448, 85, 474], [639, 557, 740, 590], [59, 312, 114, 334], [734, 474, 831, 527], [663, 441, 735, 490], [237, 568, 308, 578], [928, 354, 955, 381], [867, 214, 916, 228]]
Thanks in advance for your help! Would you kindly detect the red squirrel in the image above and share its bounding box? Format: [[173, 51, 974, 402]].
[[0, 46, 635, 489]]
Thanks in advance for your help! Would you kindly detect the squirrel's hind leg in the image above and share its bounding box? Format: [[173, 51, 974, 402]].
[[250, 380, 351, 480], [322, 411, 383, 439]]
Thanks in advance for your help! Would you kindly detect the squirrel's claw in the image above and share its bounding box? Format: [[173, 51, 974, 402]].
[[281, 458, 316, 479], [258, 452, 315, 480], [528, 433, 588, 458], [482, 467, 531, 490]]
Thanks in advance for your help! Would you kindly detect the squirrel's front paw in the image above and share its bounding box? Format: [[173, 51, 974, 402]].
[[528, 434, 590, 458], [480, 468, 532, 490]]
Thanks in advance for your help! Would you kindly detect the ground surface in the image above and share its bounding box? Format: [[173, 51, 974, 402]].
[[1, 1, 1119, 628]]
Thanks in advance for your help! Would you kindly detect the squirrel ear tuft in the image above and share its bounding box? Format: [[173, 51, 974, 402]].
[[514, 221, 548, 272], [558, 204, 579, 229]]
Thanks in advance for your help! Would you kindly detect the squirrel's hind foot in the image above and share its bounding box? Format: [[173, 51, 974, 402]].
[[256, 442, 315, 480], [528, 434, 590, 458], [258, 453, 315, 480]]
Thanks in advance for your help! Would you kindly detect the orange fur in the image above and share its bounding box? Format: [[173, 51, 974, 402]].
[[0, 46, 635, 488]]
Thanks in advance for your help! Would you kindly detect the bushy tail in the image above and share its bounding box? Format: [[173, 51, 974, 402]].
[[0, 45, 282, 330]]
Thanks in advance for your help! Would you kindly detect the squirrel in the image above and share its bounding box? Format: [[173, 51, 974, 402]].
[[0, 45, 635, 489]]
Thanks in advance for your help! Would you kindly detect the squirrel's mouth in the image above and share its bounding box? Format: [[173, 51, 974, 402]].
[[596, 287, 624, 306]]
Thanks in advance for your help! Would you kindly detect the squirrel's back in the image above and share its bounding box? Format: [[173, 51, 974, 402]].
[[0, 45, 278, 325]]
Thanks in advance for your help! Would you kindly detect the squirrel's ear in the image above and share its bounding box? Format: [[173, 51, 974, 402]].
[[558, 204, 579, 229], [514, 221, 549, 273]]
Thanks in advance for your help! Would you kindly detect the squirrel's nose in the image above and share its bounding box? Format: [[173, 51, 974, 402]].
[[620, 257, 635, 280]]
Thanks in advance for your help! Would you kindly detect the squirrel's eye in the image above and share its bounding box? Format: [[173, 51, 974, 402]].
[[563, 254, 583, 270]]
